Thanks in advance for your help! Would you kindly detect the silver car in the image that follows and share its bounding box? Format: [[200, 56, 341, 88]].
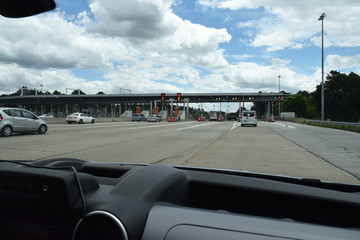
[[147, 115, 161, 122], [240, 110, 257, 127], [132, 114, 146, 122], [0, 107, 48, 137]]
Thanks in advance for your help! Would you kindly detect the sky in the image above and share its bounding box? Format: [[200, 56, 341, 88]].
[[0, 0, 359, 102]]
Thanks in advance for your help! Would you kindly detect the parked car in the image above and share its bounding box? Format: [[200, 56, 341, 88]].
[[0, 107, 48, 137], [65, 113, 95, 124], [132, 114, 146, 121], [240, 110, 257, 127], [147, 115, 161, 122]]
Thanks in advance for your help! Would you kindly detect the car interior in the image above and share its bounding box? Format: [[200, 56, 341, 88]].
[[0, 1, 359, 240], [0, 158, 359, 240]]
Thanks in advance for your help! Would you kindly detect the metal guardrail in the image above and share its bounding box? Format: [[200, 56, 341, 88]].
[[306, 120, 360, 127]]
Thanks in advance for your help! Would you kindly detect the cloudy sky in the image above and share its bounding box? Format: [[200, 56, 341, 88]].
[[0, 0, 359, 97]]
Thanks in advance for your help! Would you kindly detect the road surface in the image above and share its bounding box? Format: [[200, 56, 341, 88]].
[[0, 120, 359, 184], [262, 121, 360, 180]]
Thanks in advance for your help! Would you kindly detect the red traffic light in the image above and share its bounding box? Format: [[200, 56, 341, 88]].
[[161, 93, 165, 101], [177, 93, 181, 101]]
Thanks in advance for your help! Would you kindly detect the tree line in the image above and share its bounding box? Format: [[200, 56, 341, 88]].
[[0, 87, 105, 97], [254, 71, 360, 122]]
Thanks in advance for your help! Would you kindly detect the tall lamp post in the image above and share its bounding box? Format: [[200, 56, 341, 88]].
[[278, 75, 281, 118], [318, 13, 326, 121]]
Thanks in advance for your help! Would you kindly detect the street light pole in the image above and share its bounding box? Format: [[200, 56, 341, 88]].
[[318, 13, 326, 121], [278, 75, 281, 118]]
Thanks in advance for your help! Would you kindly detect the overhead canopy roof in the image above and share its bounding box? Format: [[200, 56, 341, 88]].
[[0, 92, 289, 105]]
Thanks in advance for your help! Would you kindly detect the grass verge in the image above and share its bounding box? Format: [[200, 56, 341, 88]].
[[284, 118, 360, 133]]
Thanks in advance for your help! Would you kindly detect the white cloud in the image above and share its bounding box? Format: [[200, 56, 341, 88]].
[[230, 54, 255, 61], [0, 63, 86, 95], [326, 54, 360, 71], [1, 0, 358, 98], [223, 16, 233, 23], [200, 0, 360, 51], [87, 0, 231, 69], [167, 57, 318, 94], [219, 0, 262, 10], [88, 0, 176, 39], [0, 11, 136, 71], [236, 20, 255, 28]]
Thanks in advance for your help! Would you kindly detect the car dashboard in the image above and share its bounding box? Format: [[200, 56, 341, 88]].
[[0, 158, 359, 240]]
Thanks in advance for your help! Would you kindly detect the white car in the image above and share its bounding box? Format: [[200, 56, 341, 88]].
[[65, 113, 95, 124], [147, 115, 161, 122], [240, 110, 257, 127], [39, 113, 54, 118]]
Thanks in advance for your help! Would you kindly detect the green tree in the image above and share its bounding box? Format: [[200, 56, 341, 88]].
[[312, 71, 360, 122], [71, 89, 86, 95], [52, 90, 63, 95], [252, 102, 266, 117], [295, 90, 316, 118], [281, 94, 309, 118]]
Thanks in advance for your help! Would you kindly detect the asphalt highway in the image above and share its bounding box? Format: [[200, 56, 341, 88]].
[[1, 120, 359, 184]]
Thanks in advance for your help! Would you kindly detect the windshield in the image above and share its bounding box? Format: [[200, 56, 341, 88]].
[[243, 112, 255, 117], [0, 0, 359, 186]]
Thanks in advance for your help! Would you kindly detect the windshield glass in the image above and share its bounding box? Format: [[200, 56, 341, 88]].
[[0, 0, 359, 185], [243, 112, 255, 117]]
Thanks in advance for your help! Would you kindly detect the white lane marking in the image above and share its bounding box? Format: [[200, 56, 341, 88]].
[[176, 122, 215, 131], [271, 122, 287, 127], [268, 121, 297, 129], [51, 122, 136, 130], [128, 121, 191, 130], [230, 122, 239, 130], [52, 121, 190, 131]]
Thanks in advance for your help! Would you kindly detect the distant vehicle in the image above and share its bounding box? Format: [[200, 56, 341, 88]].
[[217, 116, 224, 122], [132, 114, 146, 121], [167, 116, 176, 122], [65, 113, 95, 124], [209, 112, 218, 121], [147, 115, 161, 122], [0, 107, 48, 137], [39, 113, 54, 118], [227, 112, 238, 121], [240, 110, 257, 127]]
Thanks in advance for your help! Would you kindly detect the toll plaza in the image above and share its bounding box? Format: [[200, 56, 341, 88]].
[[0, 92, 288, 120]]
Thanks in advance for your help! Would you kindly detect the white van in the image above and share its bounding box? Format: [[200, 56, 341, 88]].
[[209, 112, 218, 121], [240, 110, 257, 127]]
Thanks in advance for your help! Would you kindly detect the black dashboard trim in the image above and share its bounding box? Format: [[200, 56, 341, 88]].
[[0, 159, 359, 240], [72, 210, 128, 240]]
